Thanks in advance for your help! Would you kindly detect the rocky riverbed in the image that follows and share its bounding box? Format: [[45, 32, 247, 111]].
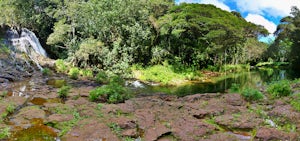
[[0, 69, 299, 141]]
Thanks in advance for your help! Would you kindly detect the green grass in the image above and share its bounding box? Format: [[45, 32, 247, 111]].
[[291, 93, 300, 112], [55, 59, 68, 73], [80, 69, 93, 78], [57, 85, 71, 99], [267, 80, 292, 98], [68, 67, 80, 79], [42, 68, 51, 76], [132, 64, 201, 85], [241, 88, 264, 101], [89, 77, 131, 103], [0, 127, 10, 139]]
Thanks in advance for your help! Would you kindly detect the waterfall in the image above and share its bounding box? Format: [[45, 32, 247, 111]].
[[6, 28, 48, 70], [10, 28, 48, 57]]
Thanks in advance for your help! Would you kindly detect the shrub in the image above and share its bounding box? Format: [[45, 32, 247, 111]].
[[267, 80, 292, 98], [241, 88, 264, 101], [291, 93, 300, 112], [42, 68, 51, 76], [80, 69, 93, 78], [68, 67, 80, 79], [58, 86, 71, 99], [89, 77, 130, 103], [291, 100, 300, 112], [0, 127, 10, 139], [229, 83, 241, 93], [55, 59, 68, 73], [95, 71, 108, 84]]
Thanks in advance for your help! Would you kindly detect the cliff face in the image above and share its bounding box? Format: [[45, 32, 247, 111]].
[[0, 28, 52, 84]]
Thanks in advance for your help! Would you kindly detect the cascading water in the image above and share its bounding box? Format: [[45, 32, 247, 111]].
[[7, 28, 48, 70]]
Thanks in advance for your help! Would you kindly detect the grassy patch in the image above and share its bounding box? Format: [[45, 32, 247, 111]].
[[132, 64, 201, 85], [291, 93, 300, 112], [68, 67, 80, 80], [42, 68, 52, 76], [89, 76, 131, 103], [241, 88, 264, 101], [267, 80, 292, 98], [55, 59, 68, 73], [57, 85, 71, 99], [0, 127, 10, 139]]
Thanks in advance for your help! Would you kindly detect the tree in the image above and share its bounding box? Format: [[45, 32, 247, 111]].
[[157, 3, 268, 68]]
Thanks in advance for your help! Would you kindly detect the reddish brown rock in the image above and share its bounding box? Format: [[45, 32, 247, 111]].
[[143, 123, 172, 141], [222, 93, 245, 106], [62, 118, 119, 141], [46, 114, 73, 123], [215, 112, 262, 130], [255, 127, 298, 141], [268, 105, 300, 121]]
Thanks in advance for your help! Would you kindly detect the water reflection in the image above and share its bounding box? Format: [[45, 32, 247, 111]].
[[132, 68, 299, 97]]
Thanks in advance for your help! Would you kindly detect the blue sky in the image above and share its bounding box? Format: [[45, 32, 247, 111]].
[[175, 0, 300, 42]]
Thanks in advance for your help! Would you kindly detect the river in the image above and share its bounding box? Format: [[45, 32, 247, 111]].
[[129, 67, 299, 97]]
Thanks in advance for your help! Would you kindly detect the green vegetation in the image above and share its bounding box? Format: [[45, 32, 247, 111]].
[[80, 69, 93, 78], [229, 83, 241, 93], [55, 59, 68, 73], [95, 72, 108, 84], [0, 127, 10, 139], [107, 123, 123, 136], [56, 111, 81, 136], [0, 1, 269, 77], [241, 88, 264, 101], [132, 64, 201, 85], [0, 46, 10, 54], [42, 68, 51, 76], [291, 93, 300, 112], [267, 80, 292, 98], [6, 103, 15, 114], [89, 76, 131, 103], [68, 67, 80, 79], [57, 85, 71, 99]]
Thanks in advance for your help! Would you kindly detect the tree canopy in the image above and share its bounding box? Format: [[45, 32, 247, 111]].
[[0, 1, 270, 75]]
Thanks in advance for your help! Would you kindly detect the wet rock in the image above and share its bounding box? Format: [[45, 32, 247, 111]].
[[62, 118, 119, 141], [0, 78, 9, 83], [0, 74, 16, 82], [255, 127, 298, 140]]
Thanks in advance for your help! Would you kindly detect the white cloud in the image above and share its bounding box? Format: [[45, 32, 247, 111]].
[[232, 0, 300, 17], [176, 0, 231, 11], [245, 14, 277, 34]]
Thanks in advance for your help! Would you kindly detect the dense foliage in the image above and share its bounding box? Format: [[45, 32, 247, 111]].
[[267, 7, 300, 71], [0, 0, 269, 76]]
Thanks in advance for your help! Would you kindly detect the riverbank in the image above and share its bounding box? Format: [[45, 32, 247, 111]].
[[0, 70, 299, 140]]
